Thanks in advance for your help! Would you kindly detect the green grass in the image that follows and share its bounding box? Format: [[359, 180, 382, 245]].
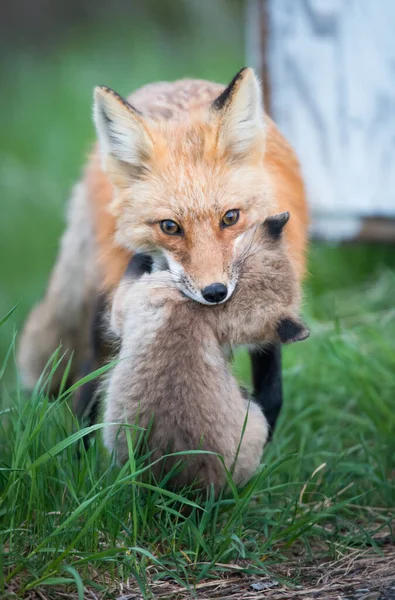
[[1, 8, 395, 599], [1, 248, 395, 598]]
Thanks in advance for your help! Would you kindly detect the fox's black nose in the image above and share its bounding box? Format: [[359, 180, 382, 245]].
[[201, 283, 228, 304]]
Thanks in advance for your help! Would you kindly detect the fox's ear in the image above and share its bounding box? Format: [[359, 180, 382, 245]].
[[212, 67, 266, 158], [277, 317, 310, 344], [263, 212, 290, 240], [93, 86, 153, 170]]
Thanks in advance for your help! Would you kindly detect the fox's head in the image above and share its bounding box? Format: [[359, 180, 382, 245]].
[[93, 68, 275, 304]]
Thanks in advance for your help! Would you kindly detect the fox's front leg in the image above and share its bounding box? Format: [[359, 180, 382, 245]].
[[249, 344, 282, 438]]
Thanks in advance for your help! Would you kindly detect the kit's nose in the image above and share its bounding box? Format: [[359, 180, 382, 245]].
[[201, 283, 228, 304]]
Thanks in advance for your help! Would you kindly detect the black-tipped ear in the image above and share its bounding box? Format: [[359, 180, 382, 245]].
[[264, 212, 290, 240], [125, 253, 153, 280], [211, 67, 249, 111], [277, 317, 310, 344], [93, 86, 153, 168], [211, 68, 265, 158]]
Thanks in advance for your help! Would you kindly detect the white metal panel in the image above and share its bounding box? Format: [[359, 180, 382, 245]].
[[265, 0, 395, 238]]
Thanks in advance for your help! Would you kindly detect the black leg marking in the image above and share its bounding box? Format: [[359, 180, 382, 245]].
[[249, 344, 283, 439]]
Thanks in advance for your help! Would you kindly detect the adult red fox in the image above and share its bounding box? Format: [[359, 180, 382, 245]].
[[18, 68, 308, 434]]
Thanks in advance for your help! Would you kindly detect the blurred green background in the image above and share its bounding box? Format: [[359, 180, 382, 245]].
[[0, 0, 245, 361]]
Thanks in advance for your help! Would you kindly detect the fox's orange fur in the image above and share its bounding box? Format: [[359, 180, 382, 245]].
[[18, 68, 308, 395], [87, 76, 307, 293]]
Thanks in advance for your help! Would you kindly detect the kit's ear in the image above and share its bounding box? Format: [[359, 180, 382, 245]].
[[211, 67, 266, 158], [263, 212, 290, 240], [93, 86, 153, 171], [277, 317, 310, 344], [125, 253, 153, 280]]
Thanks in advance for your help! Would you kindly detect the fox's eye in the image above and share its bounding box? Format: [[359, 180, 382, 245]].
[[160, 219, 182, 236], [221, 209, 240, 228]]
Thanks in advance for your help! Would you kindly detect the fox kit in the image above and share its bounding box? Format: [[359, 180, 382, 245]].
[[18, 68, 308, 433], [104, 214, 309, 491]]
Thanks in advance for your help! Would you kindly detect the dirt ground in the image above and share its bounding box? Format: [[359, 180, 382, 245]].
[[112, 544, 395, 600], [13, 537, 395, 600]]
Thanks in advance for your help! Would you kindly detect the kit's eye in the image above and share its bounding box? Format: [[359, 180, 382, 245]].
[[221, 209, 240, 228], [160, 219, 182, 236]]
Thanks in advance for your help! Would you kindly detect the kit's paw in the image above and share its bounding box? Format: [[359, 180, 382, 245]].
[[144, 271, 186, 307]]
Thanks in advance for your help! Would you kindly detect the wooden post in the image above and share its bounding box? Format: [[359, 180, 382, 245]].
[[245, 0, 271, 114], [246, 0, 395, 241]]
